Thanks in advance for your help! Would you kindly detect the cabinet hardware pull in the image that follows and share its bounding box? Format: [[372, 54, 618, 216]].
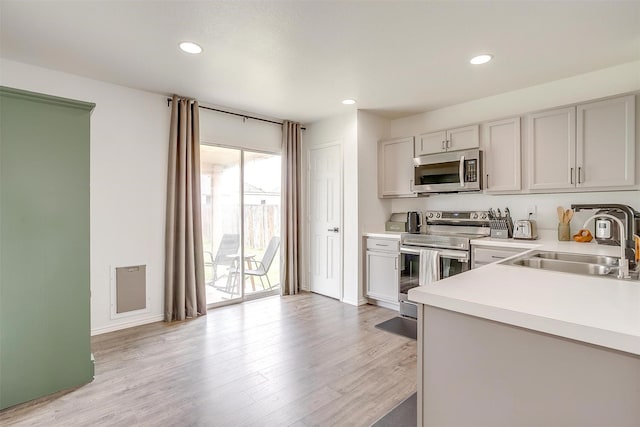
[[447, 140, 451, 148], [578, 167, 582, 184], [375, 243, 388, 246], [442, 141, 446, 150], [570, 167, 574, 184], [486, 174, 489, 188]]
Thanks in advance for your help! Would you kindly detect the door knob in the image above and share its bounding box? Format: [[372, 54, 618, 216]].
[[328, 227, 339, 232]]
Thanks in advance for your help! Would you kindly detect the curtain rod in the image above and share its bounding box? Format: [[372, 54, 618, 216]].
[[167, 98, 305, 129]]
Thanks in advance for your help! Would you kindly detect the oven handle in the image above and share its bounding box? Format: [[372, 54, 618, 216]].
[[401, 246, 469, 261]]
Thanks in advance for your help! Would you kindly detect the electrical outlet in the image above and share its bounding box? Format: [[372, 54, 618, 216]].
[[527, 205, 537, 217]]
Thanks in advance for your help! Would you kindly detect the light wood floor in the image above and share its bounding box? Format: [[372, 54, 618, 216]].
[[0, 293, 417, 426]]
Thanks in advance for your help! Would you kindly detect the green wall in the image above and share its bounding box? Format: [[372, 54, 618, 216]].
[[0, 87, 95, 409]]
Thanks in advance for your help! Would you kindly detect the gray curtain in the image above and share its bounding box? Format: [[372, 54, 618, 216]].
[[281, 120, 302, 295], [164, 95, 206, 321]]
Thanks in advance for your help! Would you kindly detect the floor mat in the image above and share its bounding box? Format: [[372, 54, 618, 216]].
[[371, 392, 417, 427], [374, 316, 417, 340]]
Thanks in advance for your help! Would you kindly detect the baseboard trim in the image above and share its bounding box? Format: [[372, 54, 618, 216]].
[[91, 314, 164, 336], [367, 298, 400, 312]]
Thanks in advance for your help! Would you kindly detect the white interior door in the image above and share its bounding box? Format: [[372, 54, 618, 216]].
[[308, 143, 342, 299]]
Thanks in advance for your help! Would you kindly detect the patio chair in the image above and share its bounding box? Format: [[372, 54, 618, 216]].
[[205, 233, 240, 287], [228, 236, 280, 292]]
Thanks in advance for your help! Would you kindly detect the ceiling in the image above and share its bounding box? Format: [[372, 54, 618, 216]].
[[1, 1, 639, 123]]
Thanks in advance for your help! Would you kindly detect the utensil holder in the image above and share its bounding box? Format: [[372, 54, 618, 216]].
[[490, 218, 514, 239], [558, 223, 570, 241]]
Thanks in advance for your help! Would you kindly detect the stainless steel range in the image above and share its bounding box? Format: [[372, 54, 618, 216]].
[[399, 210, 490, 318]]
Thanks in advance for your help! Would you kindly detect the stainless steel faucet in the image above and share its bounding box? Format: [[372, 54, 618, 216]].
[[583, 213, 630, 280]]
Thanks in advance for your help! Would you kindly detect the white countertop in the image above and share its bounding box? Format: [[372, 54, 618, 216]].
[[409, 230, 640, 356], [363, 231, 402, 239]]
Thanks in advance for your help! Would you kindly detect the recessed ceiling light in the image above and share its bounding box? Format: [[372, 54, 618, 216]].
[[342, 99, 356, 105], [470, 54, 493, 65], [179, 41, 203, 54]]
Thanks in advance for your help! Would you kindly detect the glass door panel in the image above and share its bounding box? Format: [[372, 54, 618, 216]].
[[201, 145, 242, 305], [243, 151, 281, 297]]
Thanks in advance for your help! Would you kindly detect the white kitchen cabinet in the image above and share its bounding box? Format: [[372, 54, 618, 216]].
[[416, 125, 479, 155], [527, 106, 576, 190], [378, 136, 417, 198], [482, 117, 521, 192], [576, 95, 635, 188], [365, 237, 399, 304], [527, 95, 636, 191], [471, 245, 528, 269]]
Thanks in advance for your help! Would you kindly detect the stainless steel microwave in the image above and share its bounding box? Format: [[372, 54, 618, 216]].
[[412, 148, 482, 194]]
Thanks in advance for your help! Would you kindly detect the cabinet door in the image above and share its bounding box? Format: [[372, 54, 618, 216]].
[[447, 125, 479, 151], [366, 251, 399, 303], [483, 117, 521, 192], [527, 107, 576, 190], [416, 130, 447, 155], [576, 95, 635, 188], [378, 137, 417, 198], [471, 245, 527, 269]]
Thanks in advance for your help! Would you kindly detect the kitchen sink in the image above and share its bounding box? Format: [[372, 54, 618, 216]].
[[510, 257, 617, 276], [500, 250, 632, 279], [530, 252, 619, 267]]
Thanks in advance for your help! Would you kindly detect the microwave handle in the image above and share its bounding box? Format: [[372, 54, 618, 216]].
[[459, 155, 465, 187]]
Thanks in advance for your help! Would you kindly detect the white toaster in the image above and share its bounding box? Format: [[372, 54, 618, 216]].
[[513, 220, 538, 240]]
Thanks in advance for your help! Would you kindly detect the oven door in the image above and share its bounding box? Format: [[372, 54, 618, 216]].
[[399, 246, 470, 318]]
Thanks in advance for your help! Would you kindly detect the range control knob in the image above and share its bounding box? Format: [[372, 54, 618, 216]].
[[428, 212, 434, 218], [436, 213, 441, 218], [481, 213, 487, 219], [471, 213, 478, 219]]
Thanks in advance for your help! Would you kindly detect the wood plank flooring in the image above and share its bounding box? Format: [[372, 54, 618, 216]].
[[0, 293, 416, 426]]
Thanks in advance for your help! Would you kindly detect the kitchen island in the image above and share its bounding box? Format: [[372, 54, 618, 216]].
[[408, 234, 640, 427]]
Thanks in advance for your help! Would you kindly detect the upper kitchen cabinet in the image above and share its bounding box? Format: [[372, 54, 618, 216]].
[[378, 136, 417, 198], [416, 124, 479, 155], [527, 95, 636, 191], [482, 117, 521, 193], [576, 95, 635, 188], [527, 106, 577, 190]]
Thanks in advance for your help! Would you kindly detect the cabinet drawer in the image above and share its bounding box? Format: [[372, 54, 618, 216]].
[[366, 238, 400, 252], [472, 246, 526, 268]]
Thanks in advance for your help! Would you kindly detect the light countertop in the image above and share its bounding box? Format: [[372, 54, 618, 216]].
[[363, 231, 402, 239], [409, 230, 640, 356]]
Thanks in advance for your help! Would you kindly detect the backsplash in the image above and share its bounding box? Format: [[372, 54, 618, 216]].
[[390, 190, 640, 232]]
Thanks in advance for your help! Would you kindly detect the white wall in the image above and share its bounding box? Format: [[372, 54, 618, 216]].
[[389, 61, 640, 231], [301, 112, 358, 303], [356, 111, 391, 304], [390, 61, 640, 137], [0, 59, 169, 334], [0, 58, 285, 335]]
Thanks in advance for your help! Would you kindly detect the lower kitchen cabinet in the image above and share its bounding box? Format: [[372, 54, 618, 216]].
[[471, 244, 529, 269], [365, 237, 400, 305]]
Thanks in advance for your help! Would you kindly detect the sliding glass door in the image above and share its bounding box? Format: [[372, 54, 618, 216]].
[[243, 151, 281, 298], [201, 145, 242, 304], [200, 145, 281, 306]]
